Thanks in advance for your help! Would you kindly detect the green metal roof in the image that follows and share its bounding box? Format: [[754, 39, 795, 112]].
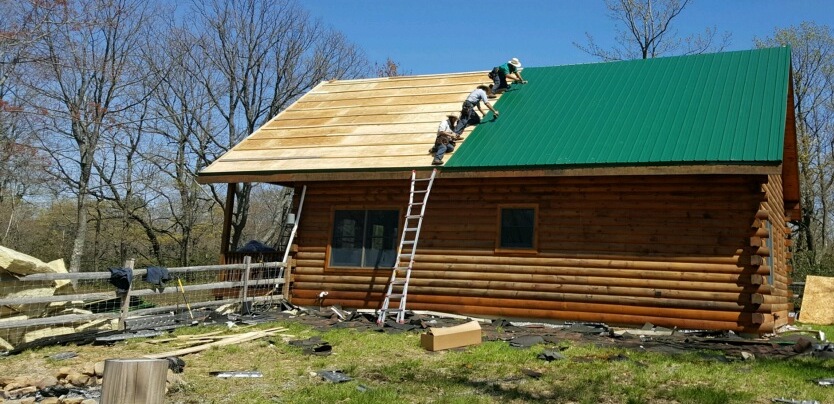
[[445, 47, 791, 169]]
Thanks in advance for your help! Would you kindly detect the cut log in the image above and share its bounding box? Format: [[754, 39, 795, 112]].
[[100, 358, 167, 404]]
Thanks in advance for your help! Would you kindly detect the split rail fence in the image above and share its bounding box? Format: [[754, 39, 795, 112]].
[[0, 256, 286, 344]]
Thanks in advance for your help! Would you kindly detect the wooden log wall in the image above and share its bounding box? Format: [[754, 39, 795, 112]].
[[763, 174, 792, 328], [289, 174, 786, 332]]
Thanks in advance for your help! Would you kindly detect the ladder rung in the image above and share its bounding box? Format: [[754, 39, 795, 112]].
[[414, 178, 432, 182], [411, 202, 423, 206], [388, 294, 404, 299], [405, 227, 419, 231], [413, 190, 428, 194], [405, 215, 422, 219], [391, 280, 407, 285], [387, 309, 404, 313], [401, 240, 415, 245]]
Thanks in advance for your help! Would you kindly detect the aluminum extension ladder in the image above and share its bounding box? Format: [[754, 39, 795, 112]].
[[377, 169, 437, 325]]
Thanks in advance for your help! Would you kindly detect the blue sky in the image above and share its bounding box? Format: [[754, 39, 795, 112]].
[[301, 0, 834, 74]]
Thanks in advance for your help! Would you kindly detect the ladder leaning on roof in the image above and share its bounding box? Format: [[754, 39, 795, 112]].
[[377, 169, 438, 325]]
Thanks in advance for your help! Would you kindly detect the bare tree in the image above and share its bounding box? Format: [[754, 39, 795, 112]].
[[188, 0, 367, 250], [0, 1, 53, 247], [756, 23, 834, 277], [140, 21, 220, 266], [575, 0, 731, 61], [20, 0, 153, 272], [375, 57, 410, 77]]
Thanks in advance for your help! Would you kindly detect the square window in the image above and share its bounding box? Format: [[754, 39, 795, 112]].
[[500, 208, 536, 249], [330, 209, 399, 269]]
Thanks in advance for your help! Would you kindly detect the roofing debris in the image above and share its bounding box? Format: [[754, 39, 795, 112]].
[[210, 371, 263, 378], [1, 299, 833, 402], [316, 370, 352, 383]]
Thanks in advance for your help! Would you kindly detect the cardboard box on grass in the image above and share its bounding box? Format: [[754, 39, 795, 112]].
[[421, 320, 482, 351]]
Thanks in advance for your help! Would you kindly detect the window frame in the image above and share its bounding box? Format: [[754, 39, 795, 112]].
[[325, 205, 402, 272], [495, 204, 538, 254]]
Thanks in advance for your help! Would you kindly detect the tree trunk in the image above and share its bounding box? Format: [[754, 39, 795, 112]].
[[69, 193, 88, 273]]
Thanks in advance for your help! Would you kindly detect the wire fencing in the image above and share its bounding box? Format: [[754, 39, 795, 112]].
[[0, 256, 285, 349]]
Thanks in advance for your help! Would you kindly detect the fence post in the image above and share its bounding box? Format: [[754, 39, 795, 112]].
[[118, 258, 135, 331], [241, 256, 252, 314]]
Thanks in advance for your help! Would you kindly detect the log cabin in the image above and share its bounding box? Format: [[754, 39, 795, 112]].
[[198, 47, 800, 333]]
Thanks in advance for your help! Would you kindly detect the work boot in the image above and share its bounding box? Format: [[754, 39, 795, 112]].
[[431, 158, 443, 165], [428, 147, 436, 154]]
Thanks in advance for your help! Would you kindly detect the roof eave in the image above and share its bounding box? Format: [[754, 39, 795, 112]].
[[196, 163, 781, 184]]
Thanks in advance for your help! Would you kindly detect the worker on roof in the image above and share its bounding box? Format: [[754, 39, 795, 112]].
[[454, 85, 498, 135], [489, 57, 527, 96], [429, 114, 460, 166]]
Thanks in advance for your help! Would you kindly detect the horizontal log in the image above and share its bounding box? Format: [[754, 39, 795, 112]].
[[297, 250, 750, 268], [293, 290, 763, 323], [294, 259, 770, 279], [434, 250, 745, 265], [293, 277, 775, 303], [294, 291, 766, 330], [305, 184, 765, 199], [752, 227, 770, 238], [307, 194, 762, 212], [292, 282, 774, 313], [303, 179, 762, 196], [300, 208, 761, 229], [298, 246, 750, 266], [292, 270, 767, 293], [748, 255, 764, 266]]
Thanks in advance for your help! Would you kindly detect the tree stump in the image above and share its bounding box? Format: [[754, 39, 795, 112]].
[[101, 358, 167, 404]]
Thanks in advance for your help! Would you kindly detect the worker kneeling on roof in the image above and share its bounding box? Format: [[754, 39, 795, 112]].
[[429, 114, 460, 166], [489, 57, 527, 96], [454, 85, 498, 135]]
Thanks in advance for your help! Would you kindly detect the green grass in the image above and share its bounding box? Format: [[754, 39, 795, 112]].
[[3, 321, 834, 403]]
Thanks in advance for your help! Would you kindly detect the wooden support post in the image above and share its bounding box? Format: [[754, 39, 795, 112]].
[[220, 183, 235, 264], [118, 258, 135, 331], [241, 256, 252, 314], [282, 260, 292, 300], [100, 358, 167, 404]]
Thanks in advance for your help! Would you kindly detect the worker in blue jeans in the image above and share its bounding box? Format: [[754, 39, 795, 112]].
[[454, 85, 499, 135], [429, 114, 459, 165], [489, 57, 527, 96]]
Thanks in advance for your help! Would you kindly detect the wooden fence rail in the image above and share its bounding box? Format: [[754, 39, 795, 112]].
[[0, 259, 287, 331]]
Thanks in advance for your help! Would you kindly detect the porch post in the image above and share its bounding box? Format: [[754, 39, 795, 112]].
[[220, 183, 235, 264]]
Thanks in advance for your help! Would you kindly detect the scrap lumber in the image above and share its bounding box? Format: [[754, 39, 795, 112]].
[[143, 327, 288, 359]]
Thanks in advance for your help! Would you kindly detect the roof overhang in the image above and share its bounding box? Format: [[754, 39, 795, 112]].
[[196, 163, 781, 185], [782, 69, 802, 221]]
